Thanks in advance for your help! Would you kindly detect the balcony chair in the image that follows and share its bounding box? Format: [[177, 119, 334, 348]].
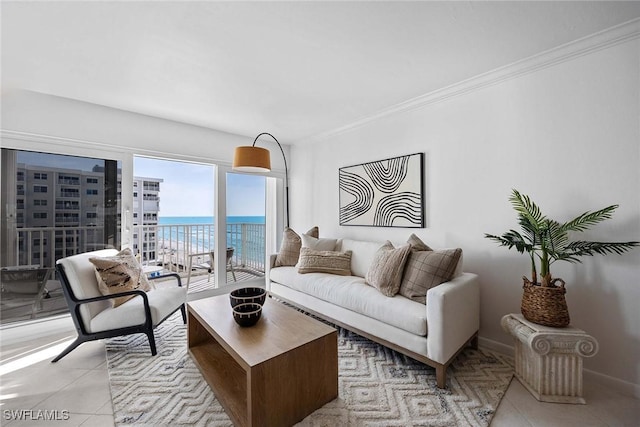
[[1, 266, 52, 320], [186, 247, 236, 286], [52, 249, 187, 363]]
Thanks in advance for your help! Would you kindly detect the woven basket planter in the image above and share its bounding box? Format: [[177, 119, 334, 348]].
[[521, 278, 570, 327]]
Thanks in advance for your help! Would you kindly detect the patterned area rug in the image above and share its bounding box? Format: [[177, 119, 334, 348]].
[[106, 312, 513, 426]]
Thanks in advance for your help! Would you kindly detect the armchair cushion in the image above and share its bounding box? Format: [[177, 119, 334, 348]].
[[89, 285, 187, 333], [89, 248, 153, 307]]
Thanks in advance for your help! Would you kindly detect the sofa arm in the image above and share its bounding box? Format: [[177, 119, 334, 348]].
[[426, 272, 480, 364], [269, 254, 278, 269]]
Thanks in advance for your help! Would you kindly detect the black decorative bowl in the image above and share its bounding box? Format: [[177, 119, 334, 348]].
[[230, 287, 267, 308], [232, 303, 262, 327]]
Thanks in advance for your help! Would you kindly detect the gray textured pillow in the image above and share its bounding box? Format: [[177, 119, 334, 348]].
[[89, 248, 152, 308], [407, 233, 432, 251], [275, 226, 319, 267], [297, 248, 352, 275], [399, 248, 462, 304], [365, 242, 412, 297]]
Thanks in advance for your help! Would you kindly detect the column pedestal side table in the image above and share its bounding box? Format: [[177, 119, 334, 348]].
[[501, 313, 598, 404]]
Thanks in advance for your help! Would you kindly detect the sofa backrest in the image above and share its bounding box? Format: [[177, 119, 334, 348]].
[[336, 238, 464, 278], [336, 239, 385, 278]]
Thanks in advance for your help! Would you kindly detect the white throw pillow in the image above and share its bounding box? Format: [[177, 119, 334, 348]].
[[301, 234, 337, 251]]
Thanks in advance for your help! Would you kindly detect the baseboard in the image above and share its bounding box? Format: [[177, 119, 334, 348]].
[[479, 335, 640, 399], [478, 336, 514, 357], [583, 368, 640, 399]]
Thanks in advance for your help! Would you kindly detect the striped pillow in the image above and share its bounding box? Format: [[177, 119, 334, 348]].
[[365, 242, 411, 297], [274, 226, 319, 267], [297, 248, 352, 276]]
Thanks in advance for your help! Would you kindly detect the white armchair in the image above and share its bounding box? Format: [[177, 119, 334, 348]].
[[52, 249, 187, 362]]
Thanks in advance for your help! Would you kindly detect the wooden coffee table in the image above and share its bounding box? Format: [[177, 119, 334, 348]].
[[187, 294, 338, 427]]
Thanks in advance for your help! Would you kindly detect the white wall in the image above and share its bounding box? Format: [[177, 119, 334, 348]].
[[290, 39, 640, 389]]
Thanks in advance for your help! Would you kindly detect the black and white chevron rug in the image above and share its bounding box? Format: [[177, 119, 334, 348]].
[[106, 312, 513, 426]]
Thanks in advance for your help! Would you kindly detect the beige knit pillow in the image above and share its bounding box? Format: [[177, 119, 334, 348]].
[[365, 242, 412, 297], [298, 248, 352, 275], [274, 226, 319, 267], [90, 248, 152, 308], [399, 248, 462, 304]]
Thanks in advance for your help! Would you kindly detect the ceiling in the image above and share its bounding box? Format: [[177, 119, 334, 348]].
[[2, 1, 640, 144]]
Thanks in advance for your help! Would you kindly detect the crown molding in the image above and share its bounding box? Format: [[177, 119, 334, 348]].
[[301, 18, 640, 145]]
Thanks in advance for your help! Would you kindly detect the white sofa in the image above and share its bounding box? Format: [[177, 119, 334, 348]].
[[267, 238, 480, 388]]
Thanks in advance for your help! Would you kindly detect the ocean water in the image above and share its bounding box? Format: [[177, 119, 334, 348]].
[[157, 216, 266, 265], [159, 216, 265, 225]]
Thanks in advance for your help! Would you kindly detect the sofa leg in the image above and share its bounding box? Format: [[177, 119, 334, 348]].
[[436, 364, 447, 389]]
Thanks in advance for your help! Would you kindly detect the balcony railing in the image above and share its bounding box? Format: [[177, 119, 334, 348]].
[[10, 223, 266, 274], [137, 223, 265, 273]]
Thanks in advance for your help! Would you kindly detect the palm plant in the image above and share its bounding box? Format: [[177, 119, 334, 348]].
[[485, 189, 638, 287]]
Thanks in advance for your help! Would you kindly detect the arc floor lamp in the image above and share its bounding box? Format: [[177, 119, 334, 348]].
[[232, 132, 289, 227]]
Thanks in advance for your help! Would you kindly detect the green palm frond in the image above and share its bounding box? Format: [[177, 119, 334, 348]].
[[559, 205, 618, 233], [485, 189, 639, 284], [562, 241, 639, 259], [509, 189, 546, 230], [484, 231, 533, 254]]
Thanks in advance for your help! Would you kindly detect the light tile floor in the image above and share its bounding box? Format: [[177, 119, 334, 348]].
[[1, 328, 639, 426]]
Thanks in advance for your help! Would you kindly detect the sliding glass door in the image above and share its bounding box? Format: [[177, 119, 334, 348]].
[[1, 149, 121, 324], [225, 172, 267, 286]]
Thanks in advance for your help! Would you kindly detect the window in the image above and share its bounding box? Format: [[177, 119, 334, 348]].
[[58, 175, 79, 185], [86, 189, 99, 195], [2, 149, 121, 328], [17, 171, 24, 181], [61, 188, 79, 197], [17, 199, 24, 209], [56, 200, 79, 210]]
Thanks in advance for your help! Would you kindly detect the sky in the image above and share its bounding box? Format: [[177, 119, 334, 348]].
[[15, 151, 265, 217], [134, 157, 266, 217]]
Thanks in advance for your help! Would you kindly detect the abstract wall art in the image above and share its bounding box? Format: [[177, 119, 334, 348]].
[[339, 153, 425, 228]]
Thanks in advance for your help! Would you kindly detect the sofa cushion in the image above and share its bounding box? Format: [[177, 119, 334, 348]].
[[336, 239, 385, 278], [89, 248, 152, 308], [399, 248, 462, 304], [365, 242, 411, 297], [274, 226, 319, 267], [270, 267, 427, 336], [298, 248, 352, 276]]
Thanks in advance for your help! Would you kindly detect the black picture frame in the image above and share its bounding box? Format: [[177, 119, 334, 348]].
[[339, 152, 425, 228]]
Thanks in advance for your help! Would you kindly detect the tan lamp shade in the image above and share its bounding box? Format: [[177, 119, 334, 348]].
[[232, 146, 271, 172]]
